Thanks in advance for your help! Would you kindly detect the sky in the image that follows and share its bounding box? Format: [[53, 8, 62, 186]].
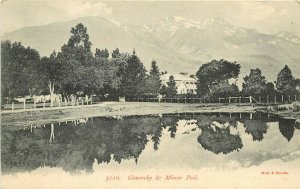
[[1, 0, 300, 36]]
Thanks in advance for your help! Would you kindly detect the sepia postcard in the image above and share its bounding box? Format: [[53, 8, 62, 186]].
[[1, 0, 300, 189]]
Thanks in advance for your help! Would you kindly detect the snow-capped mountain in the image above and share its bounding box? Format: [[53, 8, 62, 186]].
[[275, 31, 300, 44], [2, 16, 300, 81]]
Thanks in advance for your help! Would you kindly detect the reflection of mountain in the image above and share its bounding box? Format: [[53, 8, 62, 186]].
[[278, 118, 296, 141], [244, 120, 268, 141], [197, 124, 243, 154]]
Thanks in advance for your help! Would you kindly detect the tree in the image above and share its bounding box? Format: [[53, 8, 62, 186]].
[[165, 75, 177, 97], [67, 23, 92, 51], [196, 59, 240, 97], [210, 82, 239, 99], [1, 40, 40, 103], [95, 48, 109, 59], [143, 60, 162, 96], [39, 52, 63, 107], [60, 23, 93, 65], [266, 82, 275, 96], [120, 52, 146, 97], [57, 23, 102, 100], [111, 48, 120, 58], [242, 68, 267, 96], [276, 65, 295, 95]]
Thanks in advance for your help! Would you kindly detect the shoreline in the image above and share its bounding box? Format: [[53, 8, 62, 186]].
[[1, 102, 299, 129], [1, 102, 255, 129]]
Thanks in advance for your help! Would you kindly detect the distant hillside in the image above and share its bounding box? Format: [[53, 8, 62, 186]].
[[2, 16, 300, 82]]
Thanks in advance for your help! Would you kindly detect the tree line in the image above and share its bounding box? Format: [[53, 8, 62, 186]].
[[196, 59, 299, 102], [1, 23, 299, 105]]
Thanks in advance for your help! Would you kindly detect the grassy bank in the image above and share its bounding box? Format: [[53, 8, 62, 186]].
[[1, 102, 256, 129], [257, 101, 300, 122]]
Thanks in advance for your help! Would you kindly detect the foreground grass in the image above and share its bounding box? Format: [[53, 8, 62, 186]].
[[1, 102, 256, 130]]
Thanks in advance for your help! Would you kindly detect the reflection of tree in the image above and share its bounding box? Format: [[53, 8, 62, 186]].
[[197, 125, 243, 154], [1, 116, 163, 174], [151, 126, 162, 150], [168, 124, 177, 138], [278, 118, 295, 141], [160, 116, 178, 138], [243, 120, 268, 141]]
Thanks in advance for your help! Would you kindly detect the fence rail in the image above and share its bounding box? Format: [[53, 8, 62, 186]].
[[125, 94, 299, 104], [2, 94, 299, 111], [2, 98, 94, 111]]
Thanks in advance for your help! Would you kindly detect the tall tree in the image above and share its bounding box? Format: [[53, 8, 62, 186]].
[[276, 65, 295, 95], [120, 52, 146, 97], [60, 23, 93, 65], [143, 60, 162, 96], [67, 23, 92, 50], [196, 59, 240, 97], [165, 75, 177, 97], [57, 23, 101, 100], [242, 68, 267, 96]]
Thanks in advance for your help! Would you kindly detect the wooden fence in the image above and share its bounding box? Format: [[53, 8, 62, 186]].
[[125, 94, 299, 104], [2, 98, 94, 111]]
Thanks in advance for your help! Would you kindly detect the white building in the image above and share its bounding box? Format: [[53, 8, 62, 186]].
[[160, 73, 197, 95]]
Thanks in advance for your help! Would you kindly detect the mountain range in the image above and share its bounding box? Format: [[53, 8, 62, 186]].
[[2, 16, 300, 82]]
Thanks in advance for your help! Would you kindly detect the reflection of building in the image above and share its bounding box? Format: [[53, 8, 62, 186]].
[[176, 119, 198, 134], [160, 73, 197, 94]]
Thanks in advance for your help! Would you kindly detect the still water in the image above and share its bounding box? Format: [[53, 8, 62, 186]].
[[2, 112, 300, 174]]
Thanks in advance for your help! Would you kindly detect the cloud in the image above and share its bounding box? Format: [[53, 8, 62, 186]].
[[1, 0, 112, 33], [47, 0, 112, 20], [238, 2, 275, 22]]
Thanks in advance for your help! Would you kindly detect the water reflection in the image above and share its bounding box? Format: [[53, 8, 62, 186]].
[[278, 118, 296, 141], [1, 113, 299, 174], [197, 121, 243, 154]]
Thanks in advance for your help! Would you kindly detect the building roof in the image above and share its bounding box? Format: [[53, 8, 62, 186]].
[[160, 73, 196, 81]]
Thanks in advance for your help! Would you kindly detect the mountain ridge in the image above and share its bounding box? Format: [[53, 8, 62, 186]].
[[2, 16, 300, 82]]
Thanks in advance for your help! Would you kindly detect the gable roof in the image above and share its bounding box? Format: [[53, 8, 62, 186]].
[[160, 73, 196, 82]]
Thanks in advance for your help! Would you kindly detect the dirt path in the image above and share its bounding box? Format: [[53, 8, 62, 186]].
[[1, 102, 256, 129]]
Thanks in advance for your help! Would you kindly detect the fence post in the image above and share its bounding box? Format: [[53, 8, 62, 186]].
[[249, 96, 252, 103], [185, 97, 186, 103], [228, 97, 231, 103], [76, 99, 79, 106], [43, 100, 46, 109], [82, 99, 84, 106], [295, 95, 297, 101], [91, 97, 93, 105], [259, 96, 261, 103], [267, 96, 269, 103], [239, 96, 241, 104], [58, 100, 61, 107], [288, 95, 291, 102], [12, 102, 14, 110], [23, 101, 26, 110], [275, 95, 277, 103], [34, 101, 36, 109], [281, 95, 284, 103], [218, 98, 221, 103]]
